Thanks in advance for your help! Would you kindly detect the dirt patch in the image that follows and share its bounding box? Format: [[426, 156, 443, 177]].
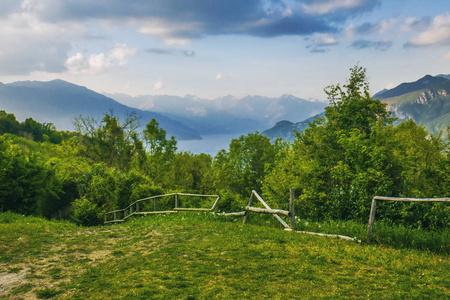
[[0, 268, 29, 296]]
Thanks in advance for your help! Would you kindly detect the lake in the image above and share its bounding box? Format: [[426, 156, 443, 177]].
[[177, 134, 241, 156]]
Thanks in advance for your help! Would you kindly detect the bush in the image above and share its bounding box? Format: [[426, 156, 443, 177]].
[[72, 197, 101, 226]]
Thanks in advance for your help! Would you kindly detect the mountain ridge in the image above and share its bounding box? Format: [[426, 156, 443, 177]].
[[0, 80, 202, 140]]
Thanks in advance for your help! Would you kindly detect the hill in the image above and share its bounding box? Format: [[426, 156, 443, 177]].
[[107, 93, 326, 135], [1, 212, 448, 299], [0, 80, 201, 140]]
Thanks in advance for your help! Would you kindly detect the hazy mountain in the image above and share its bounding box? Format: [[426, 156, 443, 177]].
[[0, 80, 201, 140], [437, 74, 450, 80], [106, 93, 327, 135], [262, 113, 323, 141], [375, 75, 448, 99]]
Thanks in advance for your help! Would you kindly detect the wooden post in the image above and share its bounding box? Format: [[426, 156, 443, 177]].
[[175, 194, 179, 209], [243, 192, 254, 224], [367, 198, 377, 243], [114, 212, 117, 221], [136, 202, 139, 212], [154, 198, 157, 211], [289, 188, 295, 231]]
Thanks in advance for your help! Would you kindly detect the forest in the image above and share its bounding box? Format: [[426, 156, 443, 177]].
[[0, 66, 449, 231]]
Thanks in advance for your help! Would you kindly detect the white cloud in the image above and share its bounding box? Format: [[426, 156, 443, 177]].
[[65, 43, 136, 74], [407, 14, 450, 47], [302, 0, 367, 15], [314, 34, 338, 46], [215, 72, 235, 81], [445, 51, 450, 60], [154, 80, 164, 90], [109, 43, 137, 65], [215, 73, 223, 80]]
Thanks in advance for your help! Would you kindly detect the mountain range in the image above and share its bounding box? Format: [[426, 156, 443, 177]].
[[105, 93, 326, 135], [262, 74, 450, 140], [1, 74, 448, 143], [0, 80, 201, 140]]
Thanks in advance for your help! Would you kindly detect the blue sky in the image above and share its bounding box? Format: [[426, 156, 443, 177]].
[[0, 0, 449, 101]]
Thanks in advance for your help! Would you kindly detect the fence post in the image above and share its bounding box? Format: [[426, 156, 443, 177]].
[[136, 202, 139, 212], [367, 197, 377, 243], [154, 198, 157, 211], [243, 192, 254, 224], [289, 188, 295, 231], [175, 194, 179, 209]]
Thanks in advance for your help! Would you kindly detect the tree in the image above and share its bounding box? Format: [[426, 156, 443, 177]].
[[74, 111, 144, 171], [211, 132, 282, 197]]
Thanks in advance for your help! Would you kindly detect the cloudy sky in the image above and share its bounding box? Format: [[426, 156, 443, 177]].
[[0, 0, 449, 101]]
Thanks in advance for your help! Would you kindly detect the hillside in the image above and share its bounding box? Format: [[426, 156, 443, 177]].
[[0, 80, 201, 140], [1, 213, 448, 299], [383, 79, 450, 135], [376, 75, 449, 99]]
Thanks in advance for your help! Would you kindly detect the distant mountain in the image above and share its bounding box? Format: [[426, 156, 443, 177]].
[[437, 74, 450, 80], [375, 75, 448, 100], [0, 80, 201, 140], [106, 93, 327, 135], [262, 113, 324, 141], [383, 78, 450, 135]]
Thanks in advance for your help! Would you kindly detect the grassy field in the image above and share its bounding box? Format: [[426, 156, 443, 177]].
[[0, 212, 449, 299]]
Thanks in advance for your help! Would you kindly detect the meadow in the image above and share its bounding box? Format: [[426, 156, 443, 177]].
[[0, 212, 448, 299]]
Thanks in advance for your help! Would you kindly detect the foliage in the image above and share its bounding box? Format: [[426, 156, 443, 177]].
[[263, 66, 450, 229], [72, 197, 101, 226], [74, 111, 145, 171]]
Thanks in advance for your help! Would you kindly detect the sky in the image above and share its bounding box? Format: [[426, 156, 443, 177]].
[[0, 0, 449, 101]]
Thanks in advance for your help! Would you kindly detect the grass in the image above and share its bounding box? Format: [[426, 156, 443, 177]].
[[0, 212, 449, 299]]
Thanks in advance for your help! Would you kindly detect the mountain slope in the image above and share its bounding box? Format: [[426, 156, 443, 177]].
[[383, 79, 450, 135], [0, 80, 201, 140], [262, 113, 323, 141], [376, 75, 448, 99]]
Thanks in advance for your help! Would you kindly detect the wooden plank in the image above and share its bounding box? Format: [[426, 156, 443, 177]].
[[252, 190, 290, 228], [245, 206, 290, 217], [243, 193, 254, 224], [289, 188, 295, 230], [134, 211, 178, 215], [373, 196, 450, 202], [367, 198, 377, 243], [210, 197, 221, 212], [104, 219, 125, 224], [173, 208, 211, 212], [293, 230, 359, 242], [176, 193, 219, 198], [223, 211, 246, 217]]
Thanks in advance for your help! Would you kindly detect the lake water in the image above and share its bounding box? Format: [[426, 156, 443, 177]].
[[177, 134, 241, 156]]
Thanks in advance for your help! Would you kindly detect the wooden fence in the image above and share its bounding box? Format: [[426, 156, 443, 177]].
[[223, 189, 295, 230], [367, 196, 450, 243], [104, 193, 220, 224]]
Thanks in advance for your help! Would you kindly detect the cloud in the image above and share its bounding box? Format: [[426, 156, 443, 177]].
[[145, 47, 196, 57], [350, 39, 392, 51], [400, 16, 431, 33], [346, 18, 397, 38], [7, 0, 381, 42], [65, 44, 136, 74], [405, 13, 450, 47], [215, 73, 234, 81], [301, 0, 381, 17], [154, 80, 164, 91], [445, 51, 450, 61]]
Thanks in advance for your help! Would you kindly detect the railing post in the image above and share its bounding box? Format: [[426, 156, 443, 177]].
[[154, 198, 157, 211], [243, 192, 254, 224], [289, 188, 295, 231], [175, 194, 178, 209], [114, 212, 117, 221], [136, 202, 139, 212], [367, 197, 377, 243]]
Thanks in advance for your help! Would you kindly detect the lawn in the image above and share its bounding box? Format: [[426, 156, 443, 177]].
[[0, 212, 448, 299]]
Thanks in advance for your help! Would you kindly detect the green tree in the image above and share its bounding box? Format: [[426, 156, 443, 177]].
[[74, 112, 144, 171]]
